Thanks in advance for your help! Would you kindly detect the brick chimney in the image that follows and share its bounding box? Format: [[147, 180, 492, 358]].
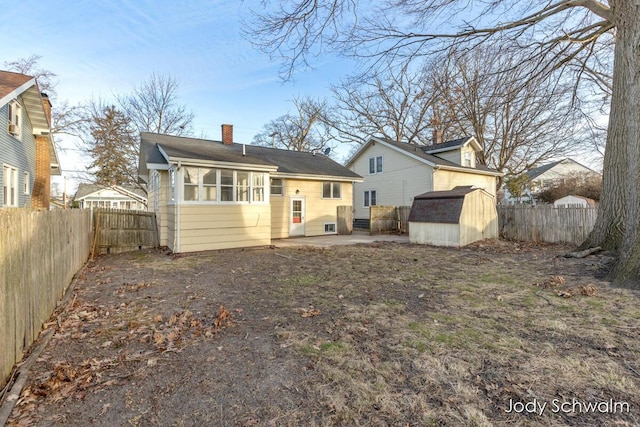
[[221, 124, 233, 145], [432, 129, 442, 145], [32, 93, 53, 209]]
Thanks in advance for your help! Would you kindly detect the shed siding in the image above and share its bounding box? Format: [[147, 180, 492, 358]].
[[271, 178, 353, 238], [350, 142, 433, 219], [0, 100, 36, 208], [433, 169, 497, 197], [177, 204, 271, 252], [409, 222, 460, 247], [458, 191, 498, 245]]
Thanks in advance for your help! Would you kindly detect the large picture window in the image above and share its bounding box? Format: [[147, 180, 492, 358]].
[[322, 182, 341, 199], [181, 167, 268, 204]]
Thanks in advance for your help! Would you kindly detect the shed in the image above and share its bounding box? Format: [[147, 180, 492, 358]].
[[553, 195, 596, 208], [408, 186, 498, 247]]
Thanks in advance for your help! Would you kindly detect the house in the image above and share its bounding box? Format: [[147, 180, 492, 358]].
[[503, 158, 600, 204], [553, 194, 597, 208], [74, 183, 147, 210], [345, 135, 502, 224], [408, 186, 498, 247], [0, 70, 60, 208], [138, 125, 362, 253]]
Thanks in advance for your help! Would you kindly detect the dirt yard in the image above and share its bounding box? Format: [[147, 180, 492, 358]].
[[5, 239, 640, 426]]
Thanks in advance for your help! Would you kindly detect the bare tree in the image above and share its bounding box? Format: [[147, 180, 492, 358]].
[[4, 54, 58, 96], [253, 96, 333, 152], [118, 73, 194, 136], [327, 65, 442, 146], [247, 1, 640, 288], [433, 45, 588, 188]]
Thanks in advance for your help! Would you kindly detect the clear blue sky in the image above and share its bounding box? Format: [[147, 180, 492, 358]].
[[1, 0, 355, 192]]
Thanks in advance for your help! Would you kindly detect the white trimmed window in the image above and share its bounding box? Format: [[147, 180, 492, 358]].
[[8, 101, 22, 139], [23, 172, 30, 195], [364, 190, 377, 207], [322, 182, 341, 199], [324, 223, 337, 234], [3, 165, 18, 207], [270, 178, 284, 196], [464, 152, 472, 167], [168, 167, 176, 204], [369, 156, 383, 174], [181, 167, 268, 204]]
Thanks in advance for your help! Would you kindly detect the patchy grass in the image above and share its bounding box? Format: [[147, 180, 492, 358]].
[[7, 241, 640, 426]]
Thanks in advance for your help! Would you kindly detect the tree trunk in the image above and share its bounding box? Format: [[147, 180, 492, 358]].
[[586, 1, 640, 288]]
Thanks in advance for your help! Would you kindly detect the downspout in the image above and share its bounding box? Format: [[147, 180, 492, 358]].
[[175, 162, 181, 252]]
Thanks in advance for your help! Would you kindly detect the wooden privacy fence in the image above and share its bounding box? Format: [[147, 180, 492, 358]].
[[0, 209, 92, 389], [498, 205, 598, 244], [92, 208, 159, 256], [336, 206, 353, 235], [370, 205, 411, 235]]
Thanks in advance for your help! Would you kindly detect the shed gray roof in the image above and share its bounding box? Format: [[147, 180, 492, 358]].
[[408, 186, 477, 224], [140, 133, 362, 180]]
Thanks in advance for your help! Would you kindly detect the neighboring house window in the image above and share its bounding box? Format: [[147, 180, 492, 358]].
[[3, 165, 18, 206], [23, 172, 30, 195], [181, 167, 268, 204], [270, 178, 284, 196], [323, 182, 341, 199], [364, 190, 377, 207], [369, 156, 383, 174], [324, 223, 337, 234], [464, 152, 472, 167], [8, 101, 21, 139]]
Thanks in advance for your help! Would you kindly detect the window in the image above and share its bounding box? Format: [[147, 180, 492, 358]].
[[270, 178, 284, 196], [168, 168, 176, 203], [364, 190, 377, 207], [23, 172, 30, 195], [323, 182, 341, 199], [3, 165, 18, 207], [236, 171, 249, 202], [369, 156, 383, 174], [324, 223, 337, 234], [180, 167, 268, 203], [220, 170, 234, 201], [253, 173, 265, 202], [8, 101, 21, 138], [464, 152, 472, 167], [183, 167, 199, 201]]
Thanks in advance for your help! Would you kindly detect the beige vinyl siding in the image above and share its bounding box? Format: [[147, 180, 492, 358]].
[[271, 178, 353, 238], [166, 205, 176, 252], [433, 169, 497, 197], [177, 204, 271, 252], [350, 143, 433, 219], [410, 223, 460, 247], [458, 190, 498, 245], [156, 170, 170, 247], [433, 150, 460, 165]]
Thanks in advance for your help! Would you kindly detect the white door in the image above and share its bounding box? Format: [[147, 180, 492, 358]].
[[289, 197, 305, 236]]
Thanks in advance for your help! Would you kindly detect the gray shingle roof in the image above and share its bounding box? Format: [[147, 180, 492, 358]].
[[423, 136, 472, 153], [408, 186, 477, 224], [140, 133, 362, 180], [525, 158, 598, 180]]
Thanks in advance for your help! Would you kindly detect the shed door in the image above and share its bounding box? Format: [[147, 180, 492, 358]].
[[289, 197, 305, 236]]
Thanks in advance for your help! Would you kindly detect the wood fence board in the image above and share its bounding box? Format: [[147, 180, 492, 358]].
[[498, 205, 597, 244]]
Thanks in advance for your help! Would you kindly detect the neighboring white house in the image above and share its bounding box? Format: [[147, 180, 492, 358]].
[[554, 194, 597, 208], [74, 183, 147, 210], [345, 136, 503, 223], [503, 158, 600, 204]]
